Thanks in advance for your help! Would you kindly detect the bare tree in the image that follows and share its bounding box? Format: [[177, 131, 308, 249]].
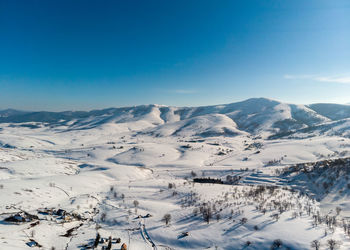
[[100, 212, 106, 222], [133, 200, 139, 208], [327, 239, 338, 250], [202, 206, 212, 224], [311, 240, 321, 250], [162, 213, 171, 226], [106, 236, 112, 250], [93, 233, 100, 248], [336, 207, 342, 216]]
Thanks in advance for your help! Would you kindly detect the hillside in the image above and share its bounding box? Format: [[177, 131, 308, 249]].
[[1, 98, 344, 138], [1, 98, 350, 249]]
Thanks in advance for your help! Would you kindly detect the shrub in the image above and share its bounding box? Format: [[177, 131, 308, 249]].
[[240, 217, 248, 224], [191, 171, 197, 177], [271, 239, 283, 249]]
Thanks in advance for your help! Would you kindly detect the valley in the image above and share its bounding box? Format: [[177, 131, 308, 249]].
[[1, 98, 350, 249]]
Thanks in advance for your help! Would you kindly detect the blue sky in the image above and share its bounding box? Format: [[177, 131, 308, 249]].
[[1, 0, 349, 111]]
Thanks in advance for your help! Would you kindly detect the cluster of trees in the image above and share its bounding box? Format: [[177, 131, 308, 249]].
[[310, 239, 340, 250], [104, 171, 348, 249], [193, 177, 223, 184], [170, 180, 349, 247], [100, 172, 349, 250], [281, 157, 350, 177]]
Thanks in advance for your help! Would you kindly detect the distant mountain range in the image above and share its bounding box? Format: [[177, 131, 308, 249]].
[[2, 98, 350, 139]]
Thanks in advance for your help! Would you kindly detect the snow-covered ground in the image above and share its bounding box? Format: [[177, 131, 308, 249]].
[[1, 98, 350, 249]]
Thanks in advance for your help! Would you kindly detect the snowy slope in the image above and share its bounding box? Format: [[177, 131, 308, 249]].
[[0, 98, 350, 249], [0, 98, 335, 138], [309, 103, 350, 121]]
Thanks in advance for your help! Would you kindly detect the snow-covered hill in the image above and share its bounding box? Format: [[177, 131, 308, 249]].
[[1, 98, 350, 249], [0, 98, 342, 138], [309, 103, 350, 121]]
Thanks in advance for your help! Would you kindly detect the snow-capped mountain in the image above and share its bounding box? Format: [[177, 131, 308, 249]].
[[2, 98, 350, 138]]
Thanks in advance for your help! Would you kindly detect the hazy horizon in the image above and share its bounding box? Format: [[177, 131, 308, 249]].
[[1, 96, 350, 113]]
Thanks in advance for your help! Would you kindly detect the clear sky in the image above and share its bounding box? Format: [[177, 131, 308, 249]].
[[1, 0, 349, 111]]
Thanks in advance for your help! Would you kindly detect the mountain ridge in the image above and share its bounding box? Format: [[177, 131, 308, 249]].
[[3, 97, 350, 119], [2, 98, 350, 139]]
